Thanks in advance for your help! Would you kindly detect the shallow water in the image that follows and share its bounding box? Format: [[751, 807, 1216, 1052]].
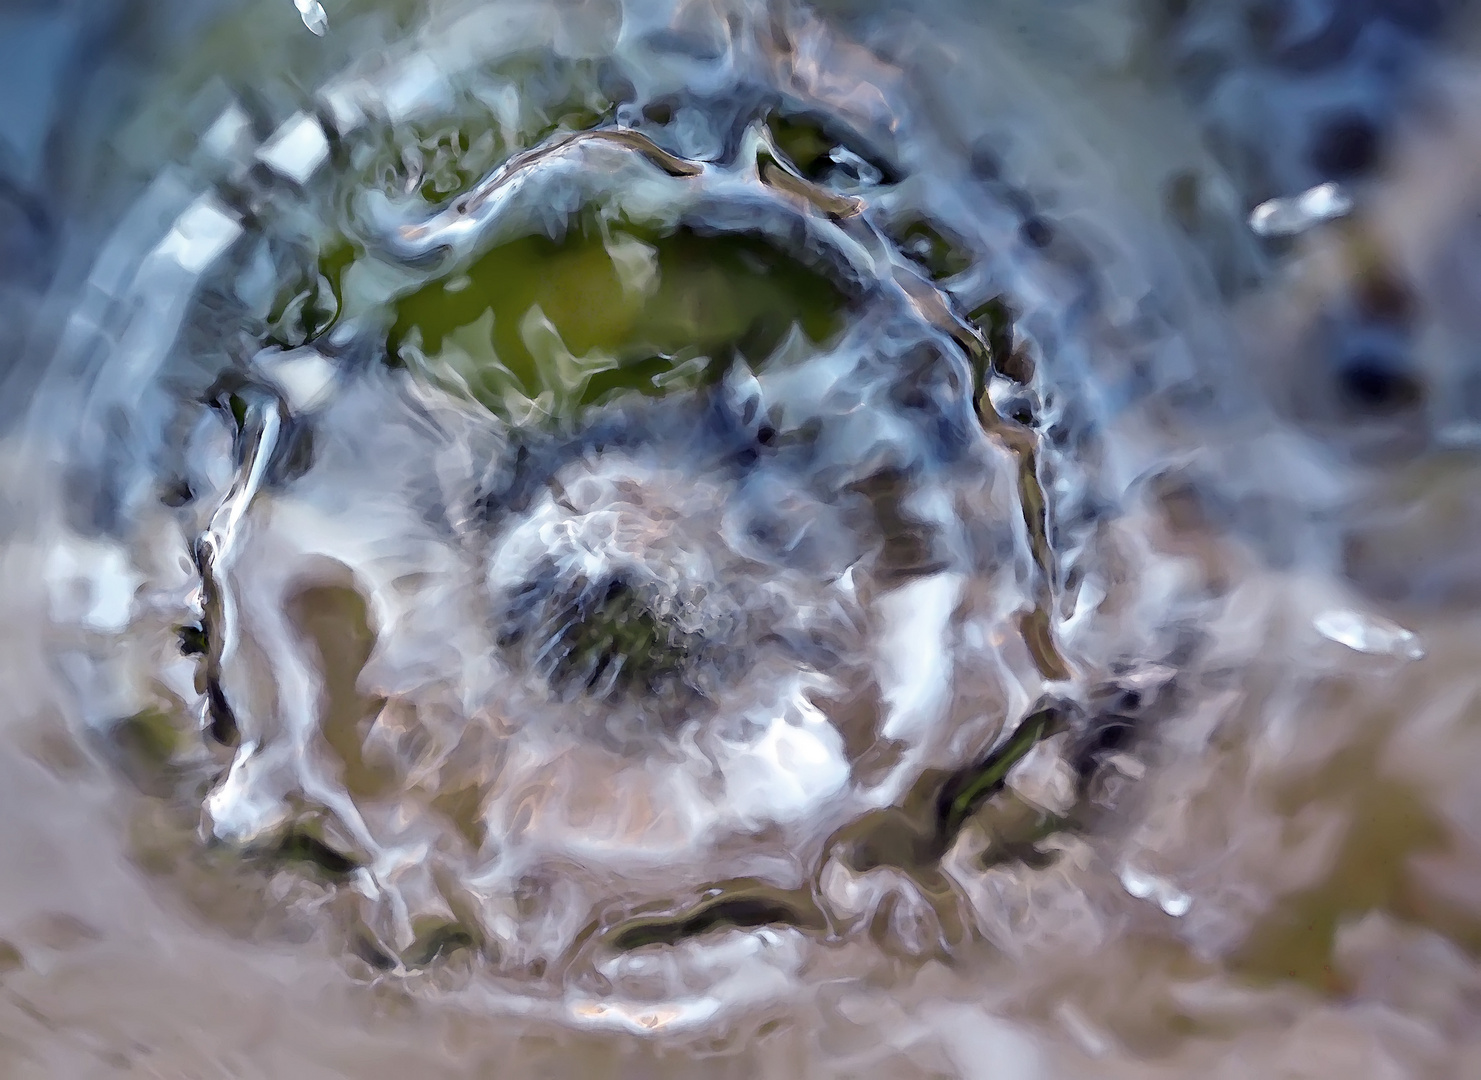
[[5, 0, 1481, 1076]]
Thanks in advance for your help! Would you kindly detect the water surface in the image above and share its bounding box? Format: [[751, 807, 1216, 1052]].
[[4, 0, 1481, 1076]]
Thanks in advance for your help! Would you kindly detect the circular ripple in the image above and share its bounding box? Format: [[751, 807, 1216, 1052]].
[[35, 0, 1223, 1041]]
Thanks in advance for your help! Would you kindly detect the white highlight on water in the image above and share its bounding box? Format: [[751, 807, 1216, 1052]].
[[1119, 865, 1194, 918], [156, 195, 242, 275], [256, 112, 331, 185], [1314, 608, 1426, 659]]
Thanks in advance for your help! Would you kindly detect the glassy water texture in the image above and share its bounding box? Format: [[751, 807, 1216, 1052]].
[[5, 0, 1481, 1075]]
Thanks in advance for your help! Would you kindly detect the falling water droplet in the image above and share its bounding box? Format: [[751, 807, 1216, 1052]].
[[294, 0, 328, 37]]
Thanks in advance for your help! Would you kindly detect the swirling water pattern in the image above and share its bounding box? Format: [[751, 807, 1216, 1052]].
[[3, 0, 1481, 1075]]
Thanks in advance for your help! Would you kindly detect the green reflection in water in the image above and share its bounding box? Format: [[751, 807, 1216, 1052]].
[[389, 222, 848, 415]]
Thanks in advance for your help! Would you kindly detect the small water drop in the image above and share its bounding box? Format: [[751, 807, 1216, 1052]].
[[295, 0, 328, 37], [1248, 182, 1353, 237], [1314, 609, 1425, 660]]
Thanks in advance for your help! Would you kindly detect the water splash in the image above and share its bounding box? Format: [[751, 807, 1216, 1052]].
[[6, 0, 1481, 1073], [32, 0, 1201, 1024]]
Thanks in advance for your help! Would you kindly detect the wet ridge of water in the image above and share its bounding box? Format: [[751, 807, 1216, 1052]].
[[5, 0, 1481, 1075]]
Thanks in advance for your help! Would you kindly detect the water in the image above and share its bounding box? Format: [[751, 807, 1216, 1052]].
[[4, 0, 1481, 1075]]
